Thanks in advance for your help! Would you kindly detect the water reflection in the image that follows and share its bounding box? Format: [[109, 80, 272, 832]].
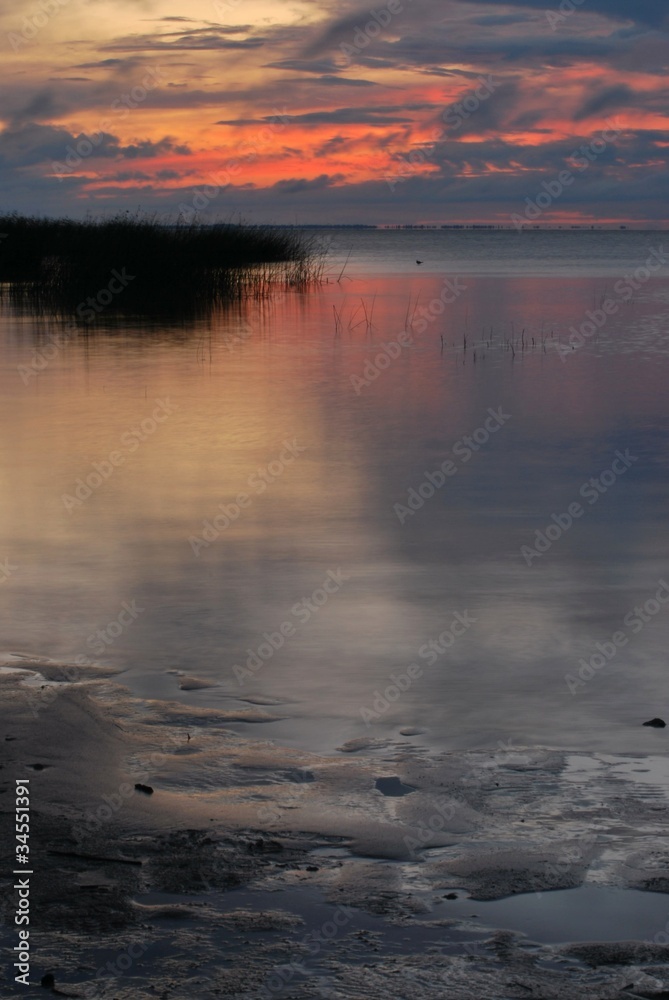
[[1, 269, 668, 755]]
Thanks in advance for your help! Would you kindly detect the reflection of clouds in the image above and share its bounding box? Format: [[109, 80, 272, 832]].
[[475, 593, 571, 662], [2, 267, 669, 753]]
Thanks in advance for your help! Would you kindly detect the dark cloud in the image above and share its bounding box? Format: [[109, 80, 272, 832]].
[[305, 0, 667, 59], [0, 122, 85, 168], [219, 109, 413, 124], [264, 58, 343, 75], [164, 121, 669, 223], [313, 74, 377, 86], [472, 14, 535, 26], [4, 138, 667, 224], [303, 0, 666, 78], [509, 109, 552, 130], [573, 84, 638, 120], [441, 81, 522, 136], [416, 66, 499, 80], [8, 90, 60, 128], [314, 135, 354, 157], [302, 6, 410, 59], [381, 28, 622, 68], [271, 173, 345, 194], [165, 150, 669, 224], [632, 128, 669, 142], [121, 138, 192, 158], [487, 0, 668, 28], [111, 170, 153, 181], [0, 122, 192, 170], [74, 59, 126, 68], [102, 26, 264, 52], [265, 59, 378, 87], [217, 103, 435, 127]]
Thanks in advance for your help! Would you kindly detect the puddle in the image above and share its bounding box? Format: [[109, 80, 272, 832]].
[[436, 886, 669, 943], [375, 777, 417, 797], [134, 885, 482, 958], [137, 882, 669, 949]]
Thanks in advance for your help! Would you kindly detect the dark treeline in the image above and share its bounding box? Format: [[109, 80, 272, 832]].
[[0, 212, 320, 317]]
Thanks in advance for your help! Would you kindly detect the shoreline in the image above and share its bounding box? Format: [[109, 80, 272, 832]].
[[3, 663, 669, 997]]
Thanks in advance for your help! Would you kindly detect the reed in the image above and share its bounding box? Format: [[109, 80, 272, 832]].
[[0, 211, 321, 317]]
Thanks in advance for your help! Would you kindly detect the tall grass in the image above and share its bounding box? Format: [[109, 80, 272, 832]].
[[0, 212, 322, 317]]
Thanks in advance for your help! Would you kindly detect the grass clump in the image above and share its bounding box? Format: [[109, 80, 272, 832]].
[[0, 212, 321, 317]]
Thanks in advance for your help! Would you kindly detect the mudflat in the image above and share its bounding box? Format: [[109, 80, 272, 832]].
[[3, 660, 669, 998]]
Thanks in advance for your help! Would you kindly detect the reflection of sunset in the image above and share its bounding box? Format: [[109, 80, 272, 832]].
[[1, 263, 668, 756], [2, 270, 665, 561]]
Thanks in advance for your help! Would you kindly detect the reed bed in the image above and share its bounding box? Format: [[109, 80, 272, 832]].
[[0, 212, 322, 317]]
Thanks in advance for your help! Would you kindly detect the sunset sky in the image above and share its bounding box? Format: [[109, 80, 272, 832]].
[[2, 0, 668, 224]]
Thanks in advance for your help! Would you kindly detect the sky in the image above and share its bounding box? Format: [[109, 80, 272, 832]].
[[2, 0, 668, 225]]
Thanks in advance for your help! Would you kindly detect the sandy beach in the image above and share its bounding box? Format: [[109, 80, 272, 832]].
[[3, 658, 669, 998]]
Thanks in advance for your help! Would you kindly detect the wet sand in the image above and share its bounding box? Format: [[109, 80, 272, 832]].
[[2, 660, 669, 998]]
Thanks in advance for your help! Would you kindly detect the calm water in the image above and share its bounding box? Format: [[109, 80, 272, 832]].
[[2, 230, 669, 754], [312, 226, 667, 275]]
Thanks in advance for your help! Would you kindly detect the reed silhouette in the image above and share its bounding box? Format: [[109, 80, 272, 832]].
[[0, 212, 320, 318]]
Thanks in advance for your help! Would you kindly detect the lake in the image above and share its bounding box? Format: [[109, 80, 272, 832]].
[[2, 228, 669, 756]]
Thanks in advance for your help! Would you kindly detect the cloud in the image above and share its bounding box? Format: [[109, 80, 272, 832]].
[[101, 25, 265, 52], [0, 122, 192, 170], [110, 170, 153, 181], [573, 84, 639, 120], [270, 172, 345, 193], [441, 81, 522, 136], [218, 110, 409, 126], [304, 0, 668, 60], [1, 0, 668, 223], [217, 103, 435, 127], [313, 134, 354, 157], [121, 137, 192, 158], [8, 90, 60, 128], [264, 58, 343, 75], [0, 122, 84, 167], [302, 0, 666, 76], [74, 59, 127, 68], [311, 74, 377, 87], [468, 0, 668, 28]]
